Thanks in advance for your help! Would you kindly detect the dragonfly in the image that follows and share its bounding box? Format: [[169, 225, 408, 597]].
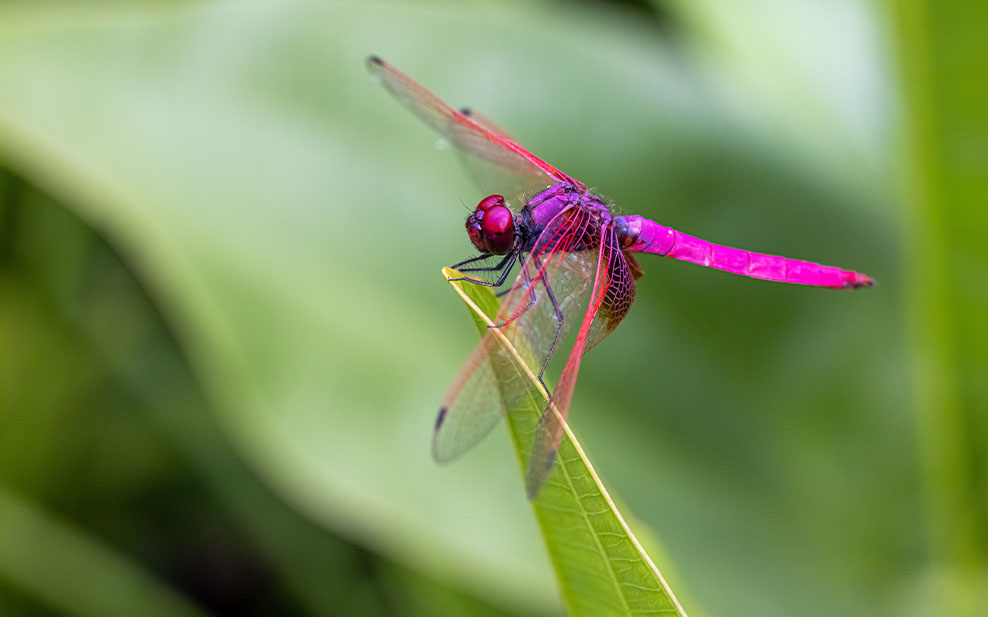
[[367, 56, 874, 498]]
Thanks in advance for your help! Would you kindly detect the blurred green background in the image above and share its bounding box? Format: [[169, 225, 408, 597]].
[[0, 0, 985, 616]]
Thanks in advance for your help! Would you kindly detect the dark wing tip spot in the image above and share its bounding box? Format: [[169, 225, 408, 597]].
[[368, 55, 383, 65], [435, 406, 448, 431], [459, 107, 473, 116]]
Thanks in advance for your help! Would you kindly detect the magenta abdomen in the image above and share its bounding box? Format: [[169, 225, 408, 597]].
[[621, 216, 873, 289]]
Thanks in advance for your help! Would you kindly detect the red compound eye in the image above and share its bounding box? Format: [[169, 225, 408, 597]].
[[476, 194, 505, 212], [465, 195, 514, 255], [479, 205, 514, 254]]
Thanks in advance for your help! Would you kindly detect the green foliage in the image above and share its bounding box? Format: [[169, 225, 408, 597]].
[[890, 1, 988, 614]]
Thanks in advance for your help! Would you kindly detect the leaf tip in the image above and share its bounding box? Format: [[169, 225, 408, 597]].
[[442, 266, 459, 281]]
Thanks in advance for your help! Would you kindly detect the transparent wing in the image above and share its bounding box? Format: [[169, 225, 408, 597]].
[[454, 107, 555, 203], [586, 229, 639, 351], [433, 206, 604, 463], [525, 224, 637, 497], [368, 56, 585, 204], [458, 107, 512, 139]]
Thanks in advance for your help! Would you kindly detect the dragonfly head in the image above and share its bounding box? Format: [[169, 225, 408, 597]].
[[466, 194, 515, 255]]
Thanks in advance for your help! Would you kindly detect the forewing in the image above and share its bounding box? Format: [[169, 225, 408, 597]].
[[526, 224, 633, 497], [432, 324, 540, 463], [433, 206, 603, 462], [367, 57, 584, 203], [458, 107, 513, 139], [448, 108, 545, 202]]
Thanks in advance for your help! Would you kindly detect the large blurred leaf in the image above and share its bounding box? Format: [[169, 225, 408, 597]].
[[0, 2, 905, 616], [656, 0, 891, 196], [0, 174, 476, 617]]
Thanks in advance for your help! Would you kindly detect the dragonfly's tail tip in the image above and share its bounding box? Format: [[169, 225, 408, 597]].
[[855, 275, 876, 289], [843, 272, 875, 289]]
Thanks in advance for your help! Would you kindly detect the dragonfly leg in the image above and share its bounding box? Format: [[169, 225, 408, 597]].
[[487, 253, 530, 297], [489, 254, 518, 288], [493, 253, 562, 395], [450, 253, 503, 271], [490, 254, 538, 327], [447, 253, 517, 287], [535, 266, 564, 389]]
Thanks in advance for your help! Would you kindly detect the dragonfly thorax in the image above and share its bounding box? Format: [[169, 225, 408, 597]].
[[466, 194, 516, 255]]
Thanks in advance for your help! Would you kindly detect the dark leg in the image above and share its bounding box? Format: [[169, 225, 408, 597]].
[[488, 255, 518, 288], [535, 270, 564, 389], [450, 253, 503, 271], [447, 253, 517, 287], [488, 253, 564, 395], [491, 255, 537, 325]]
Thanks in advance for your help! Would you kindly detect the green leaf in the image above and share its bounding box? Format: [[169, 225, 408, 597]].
[[889, 1, 988, 615], [444, 267, 689, 617]]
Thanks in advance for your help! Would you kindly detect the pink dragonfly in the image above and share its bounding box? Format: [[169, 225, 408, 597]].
[[368, 56, 874, 498]]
